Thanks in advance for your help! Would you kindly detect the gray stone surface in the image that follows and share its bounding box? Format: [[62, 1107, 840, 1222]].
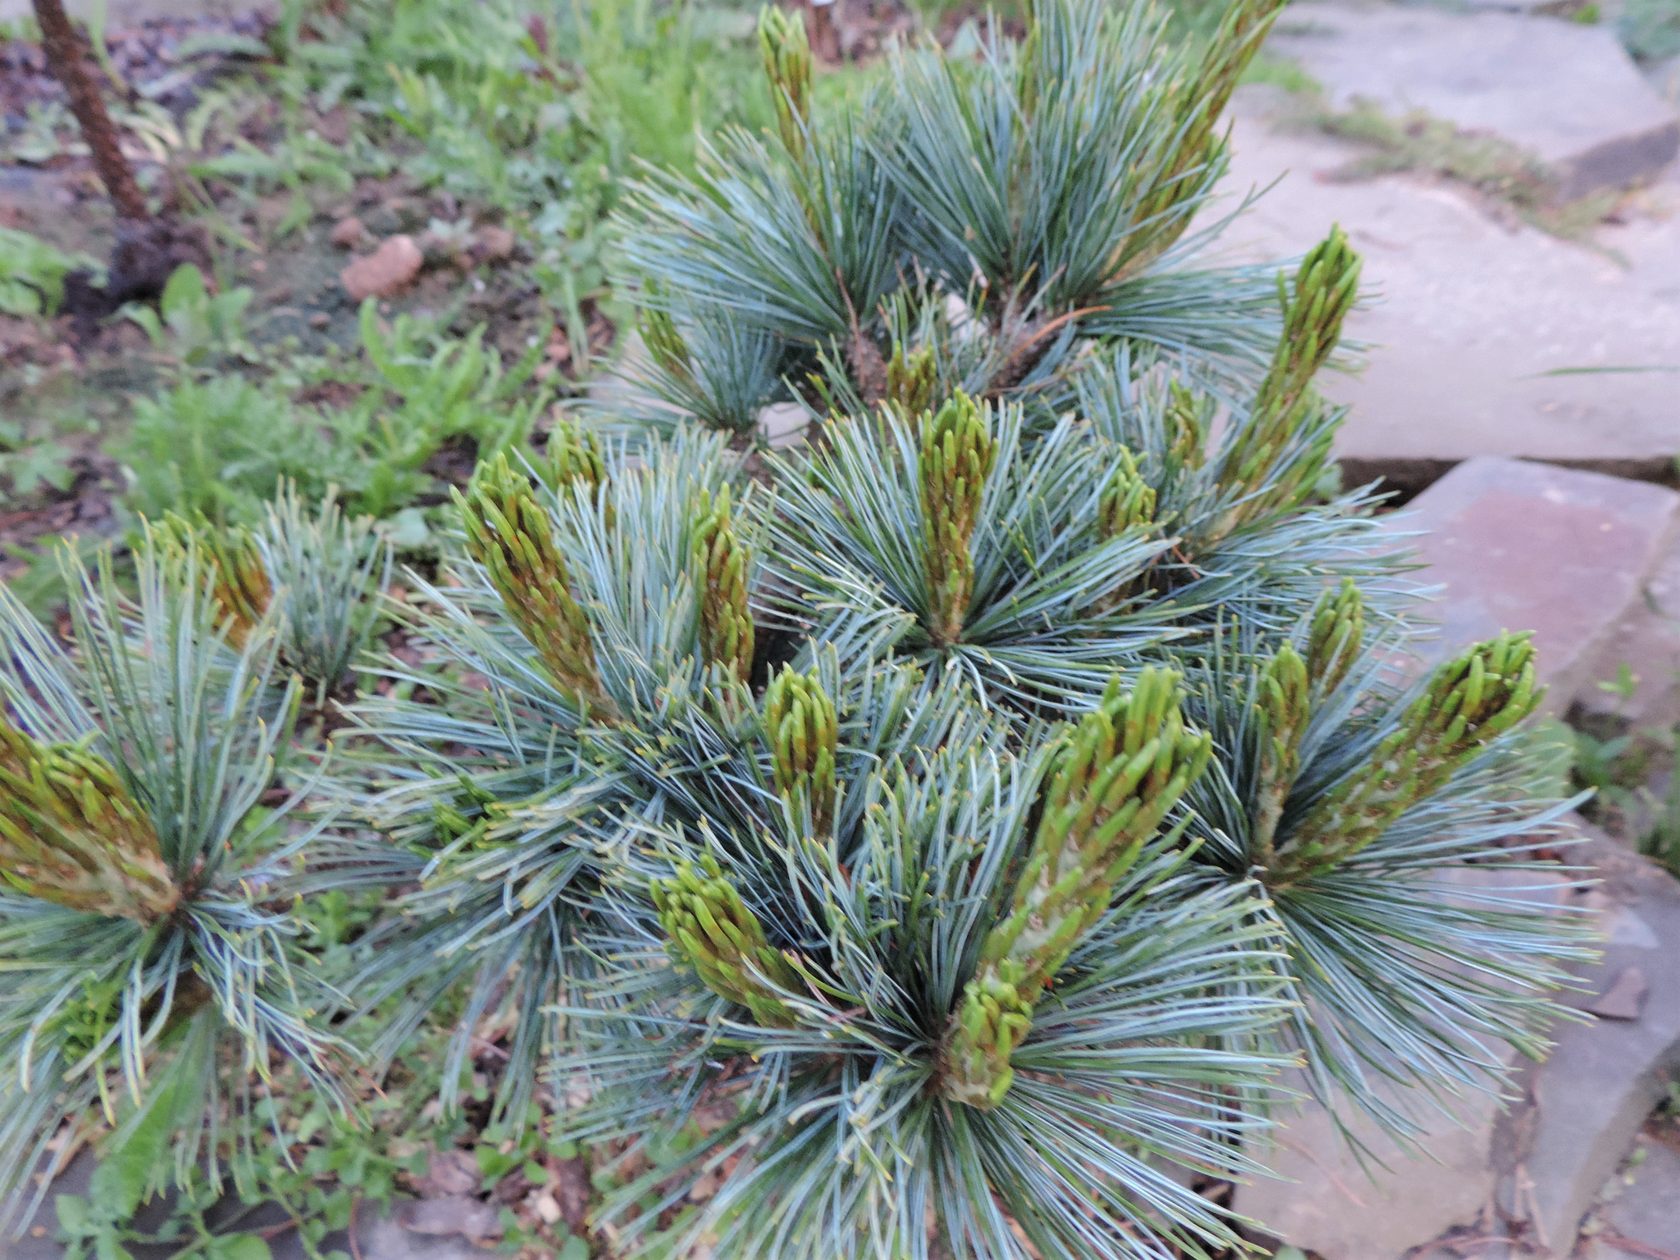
[[1233, 1073, 1510, 1258], [1271, 3, 1680, 199], [1577, 533, 1680, 727], [1580, 1136, 1680, 1260], [1238, 825, 1680, 1260], [287, 1211, 494, 1260], [4, 1154, 94, 1260], [1230, 864, 1574, 1257], [1498, 833, 1680, 1256], [1208, 89, 1680, 480], [1383, 457, 1680, 709]]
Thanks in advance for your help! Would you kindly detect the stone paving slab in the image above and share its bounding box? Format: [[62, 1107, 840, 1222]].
[[1241, 825, 1680, 1260], [2, 1153, 493, 1260], [1232, 1051, 1514, 1258], [1382, 456, 1680, 709], [1579, 1134, 1680, 1260], [1576, 522, 1680, 726], [1497, 832, 1680, 1257], [1270, 2, 1680, 200], [1208, 88, 1680, 480]]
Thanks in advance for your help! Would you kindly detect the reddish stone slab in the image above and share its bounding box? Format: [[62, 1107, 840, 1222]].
[[1392, 458, 1679, 709]]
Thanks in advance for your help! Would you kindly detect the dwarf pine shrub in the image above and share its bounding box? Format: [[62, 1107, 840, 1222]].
[[0, 0, 1592, 1255]]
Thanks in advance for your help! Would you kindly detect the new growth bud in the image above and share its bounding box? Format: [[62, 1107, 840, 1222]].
[[1261, 224, 1362, 427], [640, 307, 697, 392], [763, 665, 838, 836], [759, 5, 812, 159], [1098, 447, 1157, 540], [157, 515, 272, 647], [1272, 632, 1542, 884], [1166, 383, 1209, 473], [919, 393, 997, 647], [459, 455, 610, 714], [1306, 578, 1365, 695], [691, 486, 756, 684], [0, 719, 177, 923], [1252, 645, 1309, 861], [544, 417, 607, 504], [1213, 225, 1362, 540], [1096, 445, 1159, 611], [942, 668, 1212, 1108], [653, 852, 801, 1028], [885, 344, 939, 420], [1249, 583, 1368, 863]]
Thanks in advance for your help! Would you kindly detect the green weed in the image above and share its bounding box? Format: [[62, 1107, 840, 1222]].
[[126, 264, 259, 367], [0, 227, 95, 317], [112, 300, 548, 529], [0, 418, 82, 498]]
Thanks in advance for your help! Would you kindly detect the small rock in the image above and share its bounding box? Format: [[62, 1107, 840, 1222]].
[[307, 312, 331, 330], [1587, 967, 1649, 1022], [760, 401, 808, 448], [416, 1148, 481, 1198], [474, 224, 516, 264], [330, 215, 366, 249], [340, 234, 424, 302], [532, 1191, 561, 1225], [395, 1195, 501, 1241], [345, 1213, 493, 1260]]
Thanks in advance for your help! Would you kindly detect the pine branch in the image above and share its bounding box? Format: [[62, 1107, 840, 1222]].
[[1111, 0, 1288, 278], [33, 0, 148, 223], [1272, 632, 1543, 883], [457, 454, 611, 715], [919, 393, 997, 646], [0, 719, 178, 922], [941, 669, 1212, 1107], [691, 486, 755, 684]]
